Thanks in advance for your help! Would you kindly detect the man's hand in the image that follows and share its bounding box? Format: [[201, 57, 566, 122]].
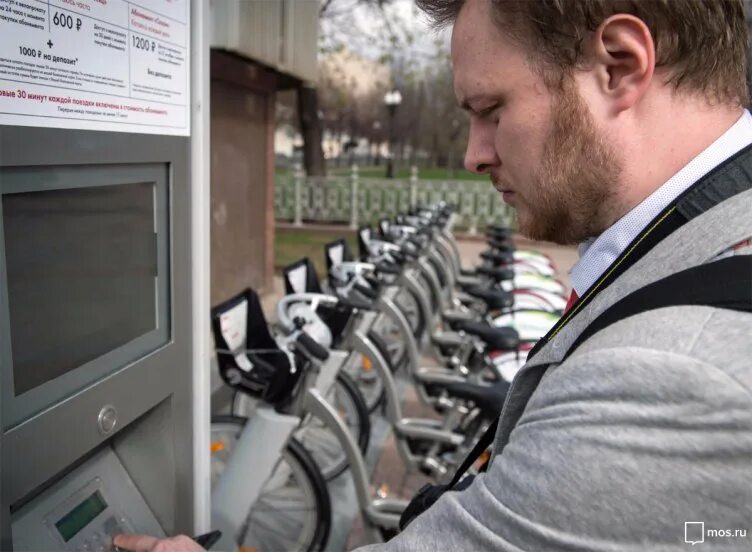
[[113, 534, 205, 552]]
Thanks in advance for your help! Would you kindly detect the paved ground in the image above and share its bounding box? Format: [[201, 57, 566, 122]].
[[262, 232, 579, 551]]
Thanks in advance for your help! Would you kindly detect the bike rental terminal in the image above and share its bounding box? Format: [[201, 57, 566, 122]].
[[0, 0, 211, 548]]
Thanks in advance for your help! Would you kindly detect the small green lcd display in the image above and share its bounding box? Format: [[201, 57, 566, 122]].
[[55, 491, 107, 542]]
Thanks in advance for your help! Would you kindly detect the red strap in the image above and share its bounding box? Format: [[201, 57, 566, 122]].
[[563, 289, 579, 314]]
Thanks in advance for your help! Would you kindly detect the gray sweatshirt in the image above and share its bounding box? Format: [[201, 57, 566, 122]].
[[358, 177, 752, 549]]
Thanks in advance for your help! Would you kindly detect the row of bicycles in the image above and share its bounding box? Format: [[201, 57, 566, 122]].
[[207, 203, 568, 551]]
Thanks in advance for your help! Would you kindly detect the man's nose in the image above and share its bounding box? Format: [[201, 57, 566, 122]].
[[464, 123, 498, 174]]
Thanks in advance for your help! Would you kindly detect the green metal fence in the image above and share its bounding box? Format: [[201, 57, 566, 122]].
[[275, 166, 516, 232]]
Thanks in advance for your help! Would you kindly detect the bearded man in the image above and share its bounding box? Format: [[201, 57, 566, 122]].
[[358, 0, 752, 549]]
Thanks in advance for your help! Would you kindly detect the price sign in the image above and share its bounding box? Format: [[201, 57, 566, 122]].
[[0, 0, 190, 135]]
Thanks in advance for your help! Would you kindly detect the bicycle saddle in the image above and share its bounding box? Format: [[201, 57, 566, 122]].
[[475, 265, 515, 282], [441, 379, 510, 419], [486, 238, 515, 253], [480, 249, 515, 264], [451, 320, 520, 350], [461, 286, 514, 310]]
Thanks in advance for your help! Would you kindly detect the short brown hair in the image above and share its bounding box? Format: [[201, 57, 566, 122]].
[[417, 0, 749, 106]]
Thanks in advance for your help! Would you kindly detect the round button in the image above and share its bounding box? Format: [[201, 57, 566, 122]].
[[97, 405, 118, 435]]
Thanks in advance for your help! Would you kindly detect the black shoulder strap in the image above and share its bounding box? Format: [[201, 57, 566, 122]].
[[448, 255, 752, 490], [563, 255, 752, 362], [448, 414, 498, 487]]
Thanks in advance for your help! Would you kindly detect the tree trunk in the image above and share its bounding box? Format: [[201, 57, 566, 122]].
[[297, 84, 326, 176], [431, 132, 440, 168]]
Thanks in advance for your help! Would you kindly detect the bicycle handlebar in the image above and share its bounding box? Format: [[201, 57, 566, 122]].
[[295, 332, 330, 361], [276, 293, 338, 332]]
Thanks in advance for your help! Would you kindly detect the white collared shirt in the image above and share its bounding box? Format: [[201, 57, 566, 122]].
[[570, 110, 752, 296]]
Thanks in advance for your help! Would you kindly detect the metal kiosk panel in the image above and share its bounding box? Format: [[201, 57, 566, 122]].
[[0, 126, 194, 548]]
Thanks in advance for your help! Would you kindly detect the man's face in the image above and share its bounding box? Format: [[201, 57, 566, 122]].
[[451, 0, 622, 244]]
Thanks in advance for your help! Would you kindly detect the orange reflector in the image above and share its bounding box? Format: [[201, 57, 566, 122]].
[[210, 441, 225, 453], [239, 548, 260, 552], [362, 355, 373, 372]]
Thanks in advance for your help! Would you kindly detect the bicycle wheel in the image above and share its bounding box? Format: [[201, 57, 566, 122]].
[[374, 288, 423, 371], [393, 285, 425, 339], [372, 315, 407, 372], [210, 416, 331, 552], [418, 269, 439, 315], [295, 371, 371, 480]]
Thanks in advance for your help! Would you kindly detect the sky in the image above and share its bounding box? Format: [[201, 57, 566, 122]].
[[320, 0, 451, 64]]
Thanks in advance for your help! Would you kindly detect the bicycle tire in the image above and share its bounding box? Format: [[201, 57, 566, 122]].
[[403, 285, 427, 339], [367, 329, 398, 374], [371, 318, 405, 371], [388, 286, 423, 340], [379, 286, 423, 370], [427, 253, 448, 288], [210, 416, 332, 552], [336, 371, 371, 452], [418, 268, 439, 314]]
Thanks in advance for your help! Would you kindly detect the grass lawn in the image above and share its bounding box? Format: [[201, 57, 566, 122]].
[[276, 165, 487, 182], [275, 226, 359, 279]]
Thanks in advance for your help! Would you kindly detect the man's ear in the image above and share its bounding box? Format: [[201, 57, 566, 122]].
[[590, 14, 655, 114]]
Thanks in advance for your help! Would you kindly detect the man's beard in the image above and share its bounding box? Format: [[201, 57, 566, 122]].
[[512, 77, 623, 245]]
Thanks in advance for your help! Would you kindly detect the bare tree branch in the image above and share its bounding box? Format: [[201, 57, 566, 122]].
[[319, 0, 337, 17]]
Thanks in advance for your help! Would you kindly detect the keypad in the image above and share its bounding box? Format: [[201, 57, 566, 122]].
[[103, 517, 123, 537], [73, 518, 124, 552]]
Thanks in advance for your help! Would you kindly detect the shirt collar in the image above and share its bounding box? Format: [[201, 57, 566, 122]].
[[570, 110, 752, 296]]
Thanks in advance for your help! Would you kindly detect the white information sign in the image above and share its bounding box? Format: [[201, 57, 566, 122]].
[[0, 0, 190, 135]]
